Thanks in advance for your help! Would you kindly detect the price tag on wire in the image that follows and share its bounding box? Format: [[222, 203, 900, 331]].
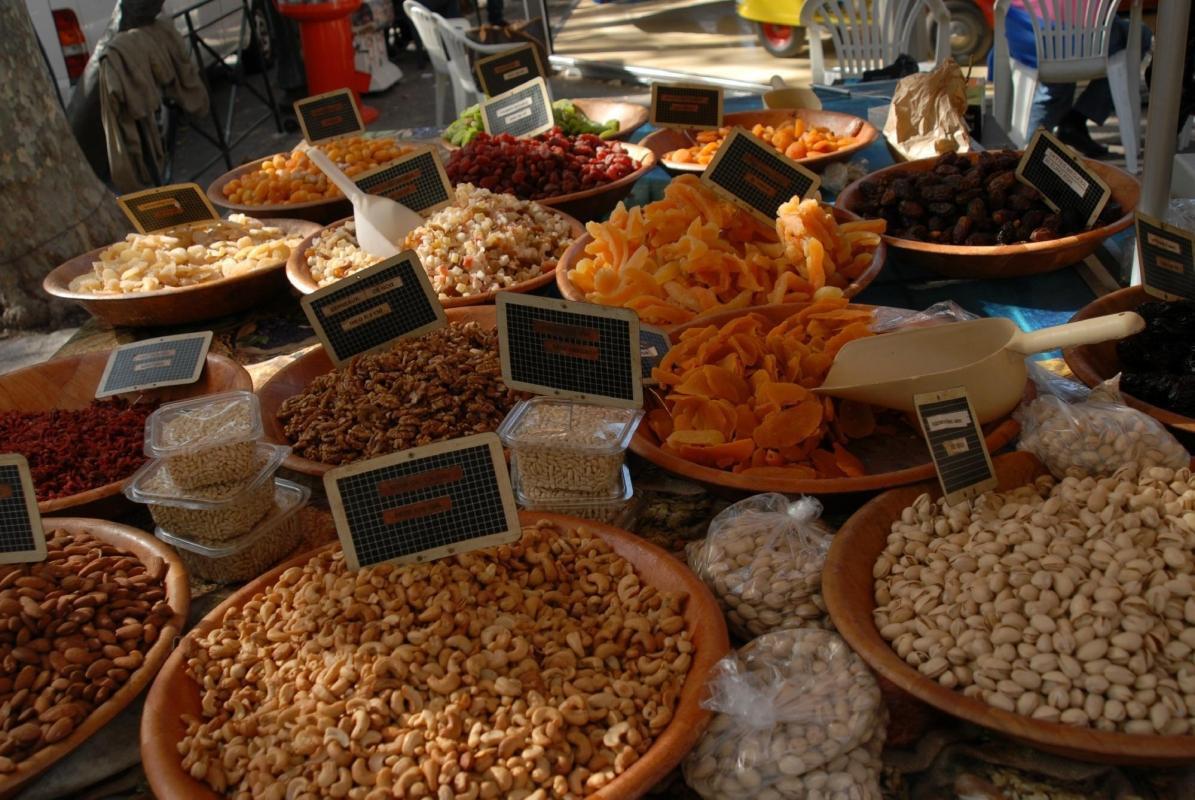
[[301, 251, 446, 367], [914, 387, 997, 506], [650, 83, 723, 130], [639, 324, 671, 386], [474, 44, 546, 97], [0, 455, 46, 565], [325, 433, 520, 570], [497, 293, 643, 409], [294, 88, 366, 144], [481, 76, 554, 139], [1136, 212, 1195, 302], [353, 147, 453, 215], [96, 331, 213, 399], [702, 128, 820, 226], [1015, 128, 1110, 229], [117, 184, 219, 234]]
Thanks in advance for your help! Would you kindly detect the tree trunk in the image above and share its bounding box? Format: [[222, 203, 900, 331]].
[[0, 2, 129, 331]]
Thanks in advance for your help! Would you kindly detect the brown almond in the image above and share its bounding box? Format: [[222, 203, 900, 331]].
[[10, 722, 41, 745], [43, 717, 74, 744]]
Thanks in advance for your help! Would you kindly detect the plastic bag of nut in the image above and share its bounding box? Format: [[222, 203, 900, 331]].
[[1015, 366, 1189, 480], [688, 494, 834, 639], [683, 629, 886, 800]]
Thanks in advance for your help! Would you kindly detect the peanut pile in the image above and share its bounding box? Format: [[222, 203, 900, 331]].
[[0, 528, 174, 773], [875, 465, 1195, 735], [278, 322, 527, 466], [179, 521, 692, 799]]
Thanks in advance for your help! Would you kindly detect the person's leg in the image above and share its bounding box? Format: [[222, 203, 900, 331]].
[[1029, 81, 1075, 134], [1072, 17, 1152, 126], [486, 0, 505, 25]]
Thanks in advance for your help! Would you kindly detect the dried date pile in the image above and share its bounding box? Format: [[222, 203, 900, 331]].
[[277, 322, 527, 465], [850, 150, 1122, 245]]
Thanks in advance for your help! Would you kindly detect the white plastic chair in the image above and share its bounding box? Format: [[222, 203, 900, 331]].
[[799, 0, 952, 86], [993, 0, 1142, 172], [436, 19, 524, 113], [403, 0, 460, 125]]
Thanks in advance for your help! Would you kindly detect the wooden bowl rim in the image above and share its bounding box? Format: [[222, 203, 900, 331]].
[[285, 207, 585, 305], [1063, 285, 1195, 432], [822, 451, 1195, 764], [141, 512, 729, 800], [642, 108, 881, 174], [0, 517, 189, 799], [834, 154, 1139, 256], [0, 351, 252, 514], [555, 204, 886, 305], [626, 302, 1021, 495], [42, 219, 321, 303]]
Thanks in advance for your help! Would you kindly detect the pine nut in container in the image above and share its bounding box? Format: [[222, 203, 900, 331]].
[[124, 442, 290, 542], [514, 463, 639, 525], [156, 479, 309, 583], [145, 390, 263, 490], [498, 397, 643, 493]]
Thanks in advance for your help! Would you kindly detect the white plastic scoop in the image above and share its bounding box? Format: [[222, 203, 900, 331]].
[[814, 312, 1145, 423], [306, 148, 423, 258], [763, 74, 822, 110]]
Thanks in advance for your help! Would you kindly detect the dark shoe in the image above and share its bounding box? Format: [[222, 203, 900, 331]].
[[1055, 115, 1111, 159]]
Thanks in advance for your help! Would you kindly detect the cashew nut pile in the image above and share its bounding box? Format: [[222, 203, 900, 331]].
[[684, 629, 885, 800], [875, 464, 1195, 735], [179, 520, 692, 798], [689, 495, 834, 639]]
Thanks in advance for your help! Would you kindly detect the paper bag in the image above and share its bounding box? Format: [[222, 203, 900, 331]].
[[883, 59, 970, 161]]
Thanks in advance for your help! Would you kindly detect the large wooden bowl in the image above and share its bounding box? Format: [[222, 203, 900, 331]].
[[0, 350, 252, 517], [141, 512, 729, 800], [835, 155, 1139, 279], [0, 518, 189, 799], [556, 206, 886, 305], [1063, 285, 1195, 434], [823, 451, 1195, 765], [640, 108, 880, 174], [285, 207, 584, 304], [630, 303, 1021, 496], [42, 219, 320, 328], [571, 98, 650, 141], [258, 305, 498, 477]]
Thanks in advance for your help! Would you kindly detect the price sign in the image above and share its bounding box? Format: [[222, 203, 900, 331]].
[[474, 44, 546, 97], [325, 433, 519, 570], [481, 76, 554, 139], [117, 184, 219, 234], [1015, 129, 1110, 228], [639, 324, 671, 385], [914, 387, 997, 506], [354, 148, 452, 215], [294, 88, 366, 144], [702, 128, 820, 226], [0, 455, 46, 565], [301, 252, 446, 367], [1136, 212, 1195, 302], [96, 331, 213, 398], [497, 293, 643, 409], [650, 83, 723, 130]]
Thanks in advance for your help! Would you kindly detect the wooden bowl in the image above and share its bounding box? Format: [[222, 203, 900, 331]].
[[556, 206, 886, 305], [208, 155, 352, 224], [835, 155, 1139, 279], [640, 109, 880, 174], [43, 219, 321, 328], [258, 306, 498, 477], [532, 143, 657, 223], [140, 512, 730, 800], [823, 451, 1195, 765], [0, 518, 189, 799], [629, 303, 1021, 496], [1064, 285, 1195, 434], [285, 208, 585, 304], [0, 350, 252, 517], [571, 98, 650, 141]]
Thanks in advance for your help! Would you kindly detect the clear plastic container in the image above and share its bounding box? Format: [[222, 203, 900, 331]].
[[514, 464, 638, 525], [497, 398, 643, 493], [145, 391, 263, 489], [156, 479, 309, 583], [124, 443, 291, 542]]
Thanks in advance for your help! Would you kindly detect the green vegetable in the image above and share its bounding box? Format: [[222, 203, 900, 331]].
[[441, 99, 622, 142]]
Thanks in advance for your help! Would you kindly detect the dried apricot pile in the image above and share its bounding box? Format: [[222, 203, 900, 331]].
[[666, 117, 862, 165], [647, 299, 878, 479]]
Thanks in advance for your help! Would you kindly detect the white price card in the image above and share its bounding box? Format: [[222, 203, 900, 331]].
[[481, 77, 554, 139], [1136, 212, 1195, 302], [0, 455, 46, 565], [914, 387, 997, 506], [95, 331, 213, 399], [1015, 129, 1110, 229], [650, 83, 724, 130], [474, 44, 546, 97], [117, 184, 219, 234], [294, 88, 366, 144], [353, 148, 452, 215]]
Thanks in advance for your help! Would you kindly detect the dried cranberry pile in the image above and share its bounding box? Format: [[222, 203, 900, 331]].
[[445, 128, 639, 200]]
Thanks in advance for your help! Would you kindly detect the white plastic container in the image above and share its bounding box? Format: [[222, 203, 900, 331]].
[[156, 479, 309, 583], [145, 390, 263, 489], [513, 464, 637, 525]]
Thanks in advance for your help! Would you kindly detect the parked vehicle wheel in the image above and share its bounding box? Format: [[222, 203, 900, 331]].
[[243, 0, 276, 73], [938, 1, 993, 62], [756, 22, 805, 58]]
